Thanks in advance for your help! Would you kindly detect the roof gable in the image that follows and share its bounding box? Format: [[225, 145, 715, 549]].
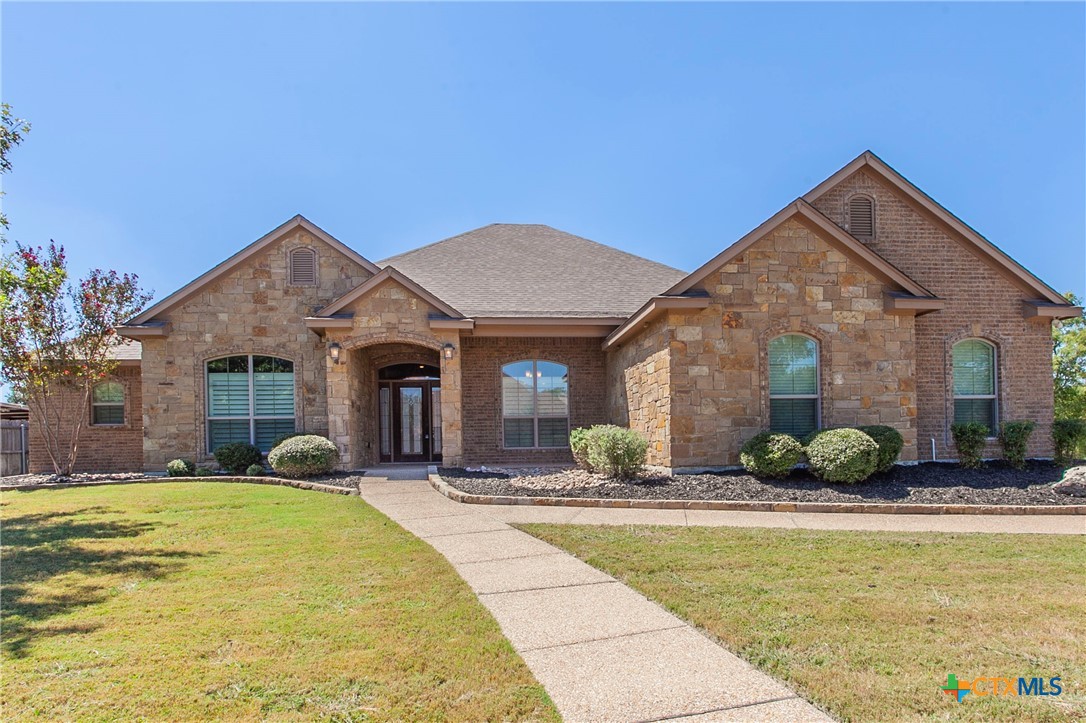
[[376, 224, 688, 318], [317, 267, 462, 318], [128, 215, 380, 324], [803, 151, 1068, 305], [666, 199, 936, 298]]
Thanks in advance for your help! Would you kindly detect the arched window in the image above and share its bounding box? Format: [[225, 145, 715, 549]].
[[848, 194, 875, 239], [502, 360, 569, 448], [91, 381, 125, 425], [289, 247, 317, 286], [207, 355, 295, 452], [953, 339, 997, 434], [768, 335, 819, 437]]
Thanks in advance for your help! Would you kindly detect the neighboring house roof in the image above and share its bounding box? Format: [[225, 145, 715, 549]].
[[804, 150, 1072, 306], [376, 224, 688, 318], [107, 338, 142, 361], [1, 402, 30, 420], [128, 215, 381, 325]]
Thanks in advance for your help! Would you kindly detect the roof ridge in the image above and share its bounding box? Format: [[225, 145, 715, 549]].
[[377, 223, 505, 266]]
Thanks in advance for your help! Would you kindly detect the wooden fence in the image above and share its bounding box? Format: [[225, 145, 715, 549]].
[[1, 420, 29, 476]]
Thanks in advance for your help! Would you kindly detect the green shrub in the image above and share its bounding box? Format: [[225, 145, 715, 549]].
[[583, 425, 648, 479], [194, 466, 213, 477], [213, 442, 263, 473], [855, 425, 904, 473], [570, 427, 592, 471], [246, 463, 265, 476], [166, 458, 195, 477], [1053, 419, 1086, 466], [951, 422, 989, 469], [740, 432, 803, 478], [805, 428, 879, 484], [268, 435, 338, 478], [997, 420, 1036, 470], [270, 432, 305, 451]]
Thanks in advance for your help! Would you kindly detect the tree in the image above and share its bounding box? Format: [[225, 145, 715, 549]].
[[1053, 292, 1086, 421], [1, 103, 31, 233], [0, 242, 151, 475]]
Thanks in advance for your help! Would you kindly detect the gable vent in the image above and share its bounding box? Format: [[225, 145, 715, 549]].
[[289, 248, 317, 286], [848, 195, 875, 239]]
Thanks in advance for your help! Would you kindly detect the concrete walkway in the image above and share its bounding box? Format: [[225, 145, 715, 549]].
[[358, 469, 832, 722]]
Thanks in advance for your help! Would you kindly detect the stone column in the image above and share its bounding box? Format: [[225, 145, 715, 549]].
[[324, 331, 352, 470], [436, 330, 463, 467]]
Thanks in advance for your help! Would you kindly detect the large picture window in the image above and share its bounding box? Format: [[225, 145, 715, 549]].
[[768, 334, 819, 438], [502, 360, 569, 448], [91, 381, 125, 425], [953, 339, 997, 434], [207, 355, 295, 452]]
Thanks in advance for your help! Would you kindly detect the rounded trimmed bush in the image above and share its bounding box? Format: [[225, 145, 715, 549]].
[[951, 422, 989, 470], [268, 434, 338, 478], [194, 466, 214, 477], [569, 427, 592, 471], [582, 425, 648, 479], [740, 432, 803, 478], [166, 458, 195, 477], [855, 425, 904, 473], [805, 428, 879, 484], [213, 442, 263, 473], [246, 463, 265, 476]]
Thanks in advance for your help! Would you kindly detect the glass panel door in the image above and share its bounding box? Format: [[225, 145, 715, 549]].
[[399, 387, 424, 457]]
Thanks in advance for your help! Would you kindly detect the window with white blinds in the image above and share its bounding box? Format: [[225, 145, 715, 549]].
[[207, 355, 295, 452], [502, 360, 569, 448], [768, 334, 820, 438], [953, 339, 997, 434], [848, 195, 875, 238], [289, 247, 317, 286]]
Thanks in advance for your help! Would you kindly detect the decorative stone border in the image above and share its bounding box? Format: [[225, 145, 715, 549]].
[[428, 472, 1086, 516], [0, 476, 358, 496]]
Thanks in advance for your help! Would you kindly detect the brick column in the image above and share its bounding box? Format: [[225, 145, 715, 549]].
[[436, 330, 463, 467]]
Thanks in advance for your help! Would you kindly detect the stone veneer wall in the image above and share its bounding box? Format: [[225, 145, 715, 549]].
[[139, 228, 374, 470], [29, 366, 144, 473], [811, 169, 1056, 459], [605, 315, 672, 467], [662, 219, 918, 468], [461, 336, 607, 465]]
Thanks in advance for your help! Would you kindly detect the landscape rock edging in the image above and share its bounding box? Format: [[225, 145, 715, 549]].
[[0, 476, 358, 496], [428, 473, 1086, 516]]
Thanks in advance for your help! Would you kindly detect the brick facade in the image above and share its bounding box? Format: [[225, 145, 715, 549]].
[[29, 366, 143, 473], [462, 336, 608, 465], [810, 169, 1056, 459]]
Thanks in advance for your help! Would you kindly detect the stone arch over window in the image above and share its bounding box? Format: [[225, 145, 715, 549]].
[[205, 354, 296, 453], [951, 339, 998, 435], [501, 360, 569, 449], [288, 247, 317, 286], [847, 193, 875, 239], [767, 334, 820, 438], [91, 381, 125, 425]]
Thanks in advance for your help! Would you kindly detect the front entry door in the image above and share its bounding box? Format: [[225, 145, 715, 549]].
[[380, 380, 442, 463]]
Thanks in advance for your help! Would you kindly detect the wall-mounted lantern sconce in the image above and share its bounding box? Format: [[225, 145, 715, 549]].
[[328, 342, 342, 365], [442, 343, 455, 360]]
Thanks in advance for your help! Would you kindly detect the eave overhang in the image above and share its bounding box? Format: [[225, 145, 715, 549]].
[[603, 295, 712, 350], [1023, 300, 1083, 321], [116, 322, 170, 339], [884, 292, 946, 316]]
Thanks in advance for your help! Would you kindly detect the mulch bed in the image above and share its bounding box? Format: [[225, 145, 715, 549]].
[[438, 461, 1082, 507]]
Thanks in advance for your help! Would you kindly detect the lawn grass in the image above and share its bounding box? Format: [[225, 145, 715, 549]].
[[518, 523, 1085, 722], [2, 483, 558, 721]]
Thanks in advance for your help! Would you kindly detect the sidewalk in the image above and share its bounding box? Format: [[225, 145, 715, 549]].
[[357, 471, 832, 722]]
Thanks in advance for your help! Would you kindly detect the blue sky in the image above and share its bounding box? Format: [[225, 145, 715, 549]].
[[3, 2, 1084, 310]]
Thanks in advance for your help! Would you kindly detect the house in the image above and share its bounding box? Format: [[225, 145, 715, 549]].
[[30, 151, 1080, 474]]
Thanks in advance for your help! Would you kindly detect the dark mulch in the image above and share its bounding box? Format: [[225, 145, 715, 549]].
[[439, 461, 1083, 506]]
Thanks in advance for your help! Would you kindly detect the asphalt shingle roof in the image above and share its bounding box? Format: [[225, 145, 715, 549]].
[[377, 224, 687, 318]]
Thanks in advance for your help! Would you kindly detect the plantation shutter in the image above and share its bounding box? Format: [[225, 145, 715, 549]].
[[849, 196, 874, 238], [207, 357, 250, 417]]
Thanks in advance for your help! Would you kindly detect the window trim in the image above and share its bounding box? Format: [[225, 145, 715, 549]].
[[288, 247, 318, 286], [767, 333, 821, 437], [90, 381, 126, 427], [501, 359, 570, 449], [951, 338, 998, 437], [205, 354, 296, 453]]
